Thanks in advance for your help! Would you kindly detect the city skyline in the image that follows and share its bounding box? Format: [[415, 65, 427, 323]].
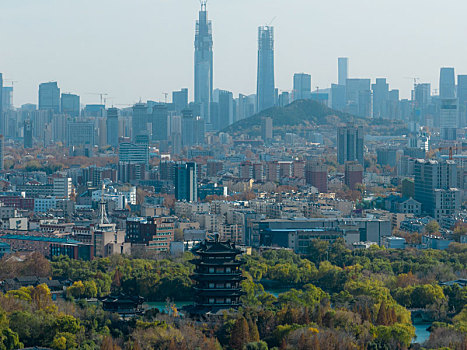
[[1, 0, 467, 106]]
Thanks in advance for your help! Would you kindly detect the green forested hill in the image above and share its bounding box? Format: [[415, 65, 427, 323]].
[[223, 99, 362, 135], [222, 99, 409, 137]]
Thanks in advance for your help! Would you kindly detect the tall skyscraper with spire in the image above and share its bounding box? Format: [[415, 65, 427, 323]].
[[0, 73, 3, 135], [439, 67, 458, 140], [256, 26, 275, 113], [194, 0, 213, 123]]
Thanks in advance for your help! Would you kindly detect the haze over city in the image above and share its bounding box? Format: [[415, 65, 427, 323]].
[[1, 0, 467, 105]]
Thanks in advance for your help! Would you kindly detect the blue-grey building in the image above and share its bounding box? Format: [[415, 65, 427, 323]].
[[181, 109, 205, 147], [256, 26, 275, 112], [194, 1, 213, 123], [39, 82, 60, 113], [331, 84, 346, 111], [0, 74, 4, 135], [372, 78, 389, 119], [293, 73, 311, 101], [172, 88, 188, 113], [384, 236, 406, 249], [338, 57, 348, 86], [119, 135, 149, 166], [175, 162, 198, 202], [212, 89, 233, 130], [422, 235, 453, 250], [151, 104, 169, 141], [106, 107, 119, 148], [132, 103, 148, 141], [337, 125, 364, 165], [24, 119, 33, 148], [66, 120, 95, 147], [61, 93, 80, 117]]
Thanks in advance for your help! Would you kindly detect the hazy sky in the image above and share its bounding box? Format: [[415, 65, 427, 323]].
[[1, 0, 466, 107]]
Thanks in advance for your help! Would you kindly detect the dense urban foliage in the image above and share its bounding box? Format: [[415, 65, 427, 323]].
[[0, 241, 463, 349]]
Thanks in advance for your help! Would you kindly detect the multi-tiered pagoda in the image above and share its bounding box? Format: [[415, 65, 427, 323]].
[[187, 238, 245, 315]]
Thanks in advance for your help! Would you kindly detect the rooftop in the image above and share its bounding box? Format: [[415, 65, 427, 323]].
[[0, 235, 83, 245]]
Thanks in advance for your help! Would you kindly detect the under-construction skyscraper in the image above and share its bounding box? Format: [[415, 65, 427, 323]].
[[194, 1, 213, 123], [256, 26, 275, 112]]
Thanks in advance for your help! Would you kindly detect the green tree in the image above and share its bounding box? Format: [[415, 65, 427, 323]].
[[67, 281, 85, 299], [84, 280, 98, 298], [50, 332, 77, 350], [245, 341, 268, 350], [425, 220, 440, 235], [307, 239, 330, 264]]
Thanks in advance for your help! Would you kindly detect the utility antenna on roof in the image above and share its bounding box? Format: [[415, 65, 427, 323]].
[[200, 0, 207, 11]]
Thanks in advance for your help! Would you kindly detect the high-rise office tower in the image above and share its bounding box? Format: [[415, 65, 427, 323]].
[[119, 135, 149, 166], [331, 84, 346, 111], [372, 78, 389, 118], [212, 89, 233, 130], [413, 83, 431, 122], [181, 109, 195, 147], [414, 83, 431, 108], [24, 119, 33, 148], [414, 159, 460, 220], [440, 99, 458, 140], [66, 120, 95, 147], [151, 104, 169, 141], [194, 1, 213, 123], [2, 87, 13, 111], [338, 57, 349, 86], [52, 114, 67, 144], [293, 73, 311, 101], [261, 117, 273, 143], [0, 135, 4, 171], [132, 103, 148, 140], [39, 82, 60, 113], [181, 109, 205, 147], [439, 67, 456, 99], [61, 93, 80, 117], [256, 26, 275, 112], [358, 90, 372, 118], [0, 74, 3, 112], [278, 92, 290, 107], [175, 162, 198, 202], [387, 89, 400, 120], [337, 125, 364, 165], [106, 108, 119, 148], [345, 78, 371, 116], [439, 68, 458, 140], [457, 75, 467, 128], [0, 74, 4, 135], [172, 88, 189, 113], [235, 94, 256, 121]]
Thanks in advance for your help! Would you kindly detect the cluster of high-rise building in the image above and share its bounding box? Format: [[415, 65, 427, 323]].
[[0, 2, 464, 262], [1, 2, 467, 152]]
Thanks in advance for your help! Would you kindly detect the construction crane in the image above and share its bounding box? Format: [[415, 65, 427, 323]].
[[429, 145, 467, 160], [86, 92, 108, 105], [267, 16, 277, 27]]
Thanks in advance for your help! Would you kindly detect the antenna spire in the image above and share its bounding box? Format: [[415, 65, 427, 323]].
[[98, 182, 110, 226], [200, 0, 207, 11]]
